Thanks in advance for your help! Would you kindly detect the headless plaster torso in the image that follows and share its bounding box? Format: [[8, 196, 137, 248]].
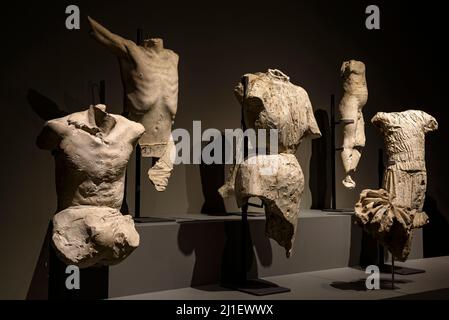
[[234, 69, 321, 153], [38, 105, 145, 210], [119, 40, 179, 157], [371, 110, 438, 228], [372, 110, 437, 172], [37, 105, 145, 267], [88, 17, 178, 191], [220, 69, 321, 257]]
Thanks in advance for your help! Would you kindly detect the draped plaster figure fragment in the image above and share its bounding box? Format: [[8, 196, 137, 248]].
[[339, 60, 368, 189], [220, 69, 321, 257], [234, 69, 321, 153], [371, 110, 438, 228], [37, 105, 144, 268], [88, 17, 178, 191], [354, 189, 415, 261], [234, 154, 304, 257]]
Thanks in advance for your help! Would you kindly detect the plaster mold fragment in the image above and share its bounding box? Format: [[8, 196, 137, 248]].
[[339, 60, 368, 189], [372, 110, 438, 228], [88, 17, 179, 191], [220, 69, 321, 257], [37, 105, 144, 268], [354, 189, 416, 261]]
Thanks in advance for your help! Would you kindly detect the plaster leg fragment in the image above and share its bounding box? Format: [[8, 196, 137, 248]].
[[339, 60, 368, 189]]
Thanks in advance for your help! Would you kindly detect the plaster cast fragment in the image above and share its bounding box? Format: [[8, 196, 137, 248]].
[[372, 110, 438, 228], [88, 16, 179, 191], [234, 154, 303, 257], [220, 69, 321, 257], [354, 189, 416, 261], [339, 60, 368, 189], [37, 105, 144, 268]]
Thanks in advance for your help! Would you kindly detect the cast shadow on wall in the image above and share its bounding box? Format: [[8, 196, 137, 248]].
[[27, 89, 68, 121], [177, 220, 273, 289], [423, 195, 449, 257], [199, 135, 227, 215], [309, 109, 331, 209], [27, 83, 102, 122]]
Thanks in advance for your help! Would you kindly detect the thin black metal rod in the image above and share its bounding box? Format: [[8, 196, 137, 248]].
[[134, 28, 144, 219], [241, 203, 248, 283], [330, 94, 337, 210], [392, 255, 395, 289], [378, 149, 384, 189], [378, 149, 385, 268], [135, 146, 141, 218], [379, 245, 385, 269], [137, 28, 144, 46], [240, 76, 249, 284], [90, 83, 98, 105]]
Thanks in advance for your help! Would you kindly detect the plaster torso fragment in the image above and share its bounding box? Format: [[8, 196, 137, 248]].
[[234, 69, 321, 153], [37, 105, 145, 268], [339, 60, 368, 189], [88, 17, 178, 191], [220, 69, 321, 257], [371, 110, 438, 228]]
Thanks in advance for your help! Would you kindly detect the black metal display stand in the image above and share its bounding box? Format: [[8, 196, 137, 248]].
[[222, 76, 290, 296], [323, 94, 354, 213], [131, 28, 175, 224]]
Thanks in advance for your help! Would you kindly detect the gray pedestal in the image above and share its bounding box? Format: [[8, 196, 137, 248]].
[[108, 210, 423, 298], [27, 210, 423, 299]]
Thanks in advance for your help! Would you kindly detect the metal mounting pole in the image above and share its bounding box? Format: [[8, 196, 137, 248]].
[[392, 255, 395, 289], [330, 94, 337, 210], [221, 76, 290, 296], [134, 28, 143, 219]]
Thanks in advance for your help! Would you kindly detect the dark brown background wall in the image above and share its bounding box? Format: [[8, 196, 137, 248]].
[[0, 0, 447, 299]]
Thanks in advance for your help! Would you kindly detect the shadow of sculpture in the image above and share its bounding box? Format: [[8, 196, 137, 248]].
[[348, 216, 363, 267], [200, 135, 226, 215], [27, 89, 68, 121], [423, 195, 449, 257], [330, 277, 412, 291], [184, 137, 204, 214], [220, 220, 273, 286], [357, 148, 386, 267], [177, 218, 273, 290], [386, 288, 449, 299], [177, 221, 227, 287], [309, 109, 331, 209], [358, 230, 381, 268]]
